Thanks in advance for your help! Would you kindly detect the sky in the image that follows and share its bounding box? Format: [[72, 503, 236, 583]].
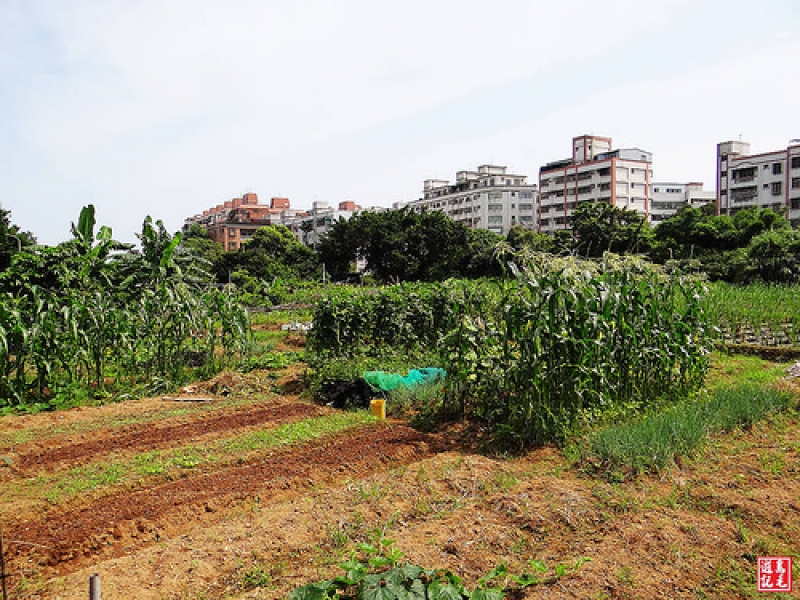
[[1, 0, 799, 246]]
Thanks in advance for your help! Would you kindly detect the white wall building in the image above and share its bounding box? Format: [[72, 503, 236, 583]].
[[717, 140, 800, 226], [649, 182, 716, 223], [282, 200, 369, 247], [401, 165, 538, 235], [539, 135, 653, 233]]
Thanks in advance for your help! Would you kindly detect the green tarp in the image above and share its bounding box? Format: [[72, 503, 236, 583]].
[[363, 368, 446, 392]]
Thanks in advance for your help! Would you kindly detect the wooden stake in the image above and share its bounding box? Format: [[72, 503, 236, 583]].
[[0, 524, 7, 600], [89, 573, 101, 600]]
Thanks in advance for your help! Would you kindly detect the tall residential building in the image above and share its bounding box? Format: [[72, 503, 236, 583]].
[[184, 194, 294, 251], [282, 200, 366, 246], [538, 135, 653, 233], [401, 165, 538, 235], [649, 182, 716, 223], [717, 140, 800, 226]]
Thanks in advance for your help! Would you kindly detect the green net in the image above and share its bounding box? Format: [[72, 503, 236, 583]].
[[363, 368, 445, 392]]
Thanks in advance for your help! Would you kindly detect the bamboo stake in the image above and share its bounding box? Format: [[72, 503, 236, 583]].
[[0, 524, 7, 600]]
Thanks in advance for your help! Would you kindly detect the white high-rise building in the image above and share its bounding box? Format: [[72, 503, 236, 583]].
[[401, 165, 538, 235], [717, 140, 800, 226], [538, 135, 653, 233], [649, 182, 716, 223]]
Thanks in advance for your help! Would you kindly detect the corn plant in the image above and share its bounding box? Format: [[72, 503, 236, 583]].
[[442, 253, 713, 446], [0, 206, 250, 409]]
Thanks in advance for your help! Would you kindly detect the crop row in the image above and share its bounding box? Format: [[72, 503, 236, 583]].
[[309, 253, 714, 446]]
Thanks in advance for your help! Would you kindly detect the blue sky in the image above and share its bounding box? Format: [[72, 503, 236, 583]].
[[1, 0, 799, 245]]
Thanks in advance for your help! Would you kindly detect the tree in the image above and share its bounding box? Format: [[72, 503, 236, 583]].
[[316, 208, 498, 283], [180, 224, 224, 278], [0, 207, 36, 271], [570, 202, 653, 257], [743, 228, 800, 283], [506, 225, 554, 254], [651, 206, 792, 280], [214, 225, 318, 284]]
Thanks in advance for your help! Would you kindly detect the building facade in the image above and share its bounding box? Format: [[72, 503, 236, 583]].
[[717, 140, 800, 226], [184, 194, 295, 251], [282, 200, 365, 246], [649, 182, 715, 223], [538, 135, 653, 233], [402, 165, 538, 235]]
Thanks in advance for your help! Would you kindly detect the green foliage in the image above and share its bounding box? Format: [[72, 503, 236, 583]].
[[442, 252, 713, 447], [214, 225, 319, 286], [290, 540, 589, 599], [315, 208, 501, 283], [0, 206, 249, 410], [571, 202, 654, 257], [585, 385, 793, 477], [309, 252, 712, 448], [705, 281, 800, 346], [652, 206, 795, 283], [0, 207, 36, 271], [308, 280, 490, 359]]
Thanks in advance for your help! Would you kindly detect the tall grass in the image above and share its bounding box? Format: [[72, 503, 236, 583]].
[[586, 385, 793, 476]]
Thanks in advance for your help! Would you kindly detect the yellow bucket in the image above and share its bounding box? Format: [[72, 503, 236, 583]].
[[370, 398, 386, 419]]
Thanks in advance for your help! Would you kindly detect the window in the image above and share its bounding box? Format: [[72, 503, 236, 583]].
[[773, 162, 783, 175], [772, 181, 783, 195], [519, 192, 533, 199], [792, 177, 800, 189], [519, 203, 533, 211], [792, 156, 800, 169], [487, 203, 503, 212], [488, 192, 502, 200], [488, 216, 503, 224]]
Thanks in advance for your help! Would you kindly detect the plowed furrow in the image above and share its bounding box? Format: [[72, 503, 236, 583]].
[[9, 402, 325, 472], [6, 424, 438, 576]]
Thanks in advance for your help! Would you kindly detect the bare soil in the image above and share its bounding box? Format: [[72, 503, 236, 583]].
[[1, 371, 798, 599]]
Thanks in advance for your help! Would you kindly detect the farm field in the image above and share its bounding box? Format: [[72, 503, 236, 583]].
[[1, 349, 799, 599]]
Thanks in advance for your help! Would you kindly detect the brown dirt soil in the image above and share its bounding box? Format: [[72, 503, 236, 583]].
[[0, 381, 798, 599]]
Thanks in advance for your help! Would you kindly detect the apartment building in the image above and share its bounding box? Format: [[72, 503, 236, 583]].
[[184, 193, 295, 251], [402, 165, 538, 235], [538, 135, 653, 233], [649, 182, 715, 223], [717, 140, 800, 226], [282, 200, 365, 246]]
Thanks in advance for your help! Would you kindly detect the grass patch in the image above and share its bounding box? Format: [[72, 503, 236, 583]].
[[584, 385, 793, 478], [44, 463, 125, 502], [240, 350, 305, 373], [31, 411, 376, 503], [705, 351, 788, 390]]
